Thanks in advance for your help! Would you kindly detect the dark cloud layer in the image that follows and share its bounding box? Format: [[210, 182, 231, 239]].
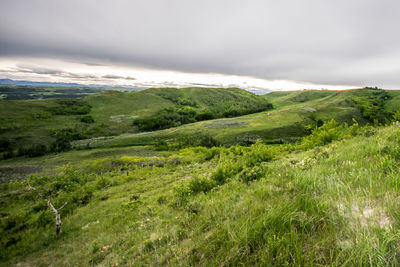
[[1, 0, 399, 88]]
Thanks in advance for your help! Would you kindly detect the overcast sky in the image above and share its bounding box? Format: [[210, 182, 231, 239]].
[[0, 0, 399, 90]]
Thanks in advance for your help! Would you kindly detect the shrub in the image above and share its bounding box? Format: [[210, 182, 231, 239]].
[[80, 115, 94, 123], [0, 139, 11, 152], [188, 177, 214, 194], [211, 162, 242, 185], [300, 120, 345, 150], [393, 110, 400, 122], [174, 184, 192, 206], [199, 133, 220, 148], [239, 165, 265, 183], [245, 141, 279, 167]]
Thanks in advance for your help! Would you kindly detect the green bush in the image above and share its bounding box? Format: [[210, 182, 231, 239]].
[[188, 177, 214, 194], [239, 165, 265, 183], [211, 161, 242, 185], [0, 139, 11, 152], [174, 184, 192, 206], [393, 109, 400, 122], [300, 120, 345, 150], [79, 115, 94, 123]]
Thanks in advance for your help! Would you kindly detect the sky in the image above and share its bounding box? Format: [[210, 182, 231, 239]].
[[0, 0, 399, 91]]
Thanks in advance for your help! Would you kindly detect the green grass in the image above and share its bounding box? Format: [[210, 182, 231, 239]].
[[2, 120, 400, 265]]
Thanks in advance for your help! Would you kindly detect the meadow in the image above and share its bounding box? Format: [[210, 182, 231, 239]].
[[1, 87, 400, 266]]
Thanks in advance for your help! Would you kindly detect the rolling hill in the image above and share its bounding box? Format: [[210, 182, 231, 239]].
[[0, 87, 273, 156], [71, 88, 400, 149]]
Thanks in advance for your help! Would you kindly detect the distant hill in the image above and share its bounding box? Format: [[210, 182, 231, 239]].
[[0, 78, 144, 89]]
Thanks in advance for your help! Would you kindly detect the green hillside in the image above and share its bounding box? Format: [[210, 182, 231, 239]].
[[0, 87, 272, 157], [1, 119, 400, 265], [72, 88, 400, 149]]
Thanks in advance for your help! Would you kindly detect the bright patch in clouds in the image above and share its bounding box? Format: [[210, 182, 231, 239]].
[[0, 57, 358, 92]]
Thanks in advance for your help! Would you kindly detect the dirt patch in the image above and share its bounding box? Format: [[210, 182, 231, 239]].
[[110, 115, 138, 123], [338, 201, 391, 229], [0, 165, 43, 183], [202, 120, 248, 129]]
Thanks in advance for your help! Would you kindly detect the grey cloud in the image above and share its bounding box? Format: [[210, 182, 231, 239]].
[[16, 64, 64, 75], [62, 72, 98, 80], [1, 0, 400, 88], [13, 64, 100, 80], [102, 75, 136, 80], [102, 75, 123, 79]]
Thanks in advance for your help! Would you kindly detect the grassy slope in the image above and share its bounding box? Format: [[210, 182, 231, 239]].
[[2, 123, 400, 266], [75, 88, 399, 149], [0, 146, 165, 184], [0, 87, 270, 149], [2, 88, 399, 181]]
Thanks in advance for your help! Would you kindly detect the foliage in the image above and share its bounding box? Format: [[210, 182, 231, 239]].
[[47, 99, 91, 115], [352, 88, 392, 124], [0, 139, 11, 152], [393, 109, 400, 122], [79, 115, 95, 123], [133, 88, 273, 131], [299, 119, 362, 150]]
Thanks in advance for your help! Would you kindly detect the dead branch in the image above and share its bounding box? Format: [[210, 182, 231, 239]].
[[47, 199, 67, 235]]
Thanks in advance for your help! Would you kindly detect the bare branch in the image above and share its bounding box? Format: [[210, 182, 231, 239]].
[[59, 202, 68, 210], [47, 199, 57, 214], [26, 181, 35, 191], [46, 199, 65, 235]]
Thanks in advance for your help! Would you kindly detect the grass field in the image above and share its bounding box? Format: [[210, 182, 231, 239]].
[[1, 119, 400, 265]]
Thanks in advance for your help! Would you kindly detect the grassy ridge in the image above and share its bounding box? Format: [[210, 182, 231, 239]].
[[1, 121, 400, 265], [73, 88, 400, 149]]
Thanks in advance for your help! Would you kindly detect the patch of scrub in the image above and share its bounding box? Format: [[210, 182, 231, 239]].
[[110, 115, 138, 123], [202, 119, 249, 129]]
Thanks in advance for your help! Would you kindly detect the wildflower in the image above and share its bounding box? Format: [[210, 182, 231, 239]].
[[102, 245, 112, 250]]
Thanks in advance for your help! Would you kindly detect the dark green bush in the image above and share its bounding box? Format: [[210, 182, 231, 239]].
[[79, 115, 94, 123], [47, 99, 91, 115], [0, 139, 11, 152]]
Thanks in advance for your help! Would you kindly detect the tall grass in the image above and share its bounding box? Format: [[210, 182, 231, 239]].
[[1, 122, 400, 265]]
